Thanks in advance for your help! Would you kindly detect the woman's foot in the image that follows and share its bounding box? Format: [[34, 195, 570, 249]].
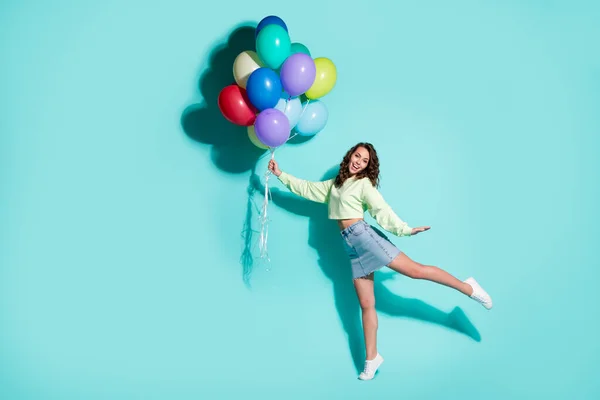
[[358, 353, 384, 380], [464, 277, 493, 309]]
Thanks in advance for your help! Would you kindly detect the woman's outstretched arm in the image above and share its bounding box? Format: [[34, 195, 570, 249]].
[[269, 159, 334, 204], [362, 181, 430, 236]]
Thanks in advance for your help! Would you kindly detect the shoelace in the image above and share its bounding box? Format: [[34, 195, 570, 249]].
[[362, 361, 374, 375], [472, 291, 489, 304]]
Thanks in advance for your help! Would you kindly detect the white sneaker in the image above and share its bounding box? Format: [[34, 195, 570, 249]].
[[465, 277, 493, 310], [358, 353, 384, 380]]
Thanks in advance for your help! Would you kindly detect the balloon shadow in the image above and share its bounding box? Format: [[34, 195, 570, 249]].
[[179, 22, 321, 285], [180, 22, 316, 175], [180, 22, 266, 174], [250, 166, 481, 372]]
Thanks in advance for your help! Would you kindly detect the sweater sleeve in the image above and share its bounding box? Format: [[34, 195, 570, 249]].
[[362, 181, 413, 237], [277, 171, 334, 204]]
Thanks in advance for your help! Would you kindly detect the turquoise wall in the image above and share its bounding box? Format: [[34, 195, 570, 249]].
[[2, 0, 599, 398]]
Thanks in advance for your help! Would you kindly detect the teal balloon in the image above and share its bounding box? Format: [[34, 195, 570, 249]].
[[295, 100, 328, 136], [291, 42, 311, 56], [256, 25, 291, 69]]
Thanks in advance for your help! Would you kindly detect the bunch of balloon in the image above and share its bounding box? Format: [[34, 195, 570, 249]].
[[217, 15, 337, 262]]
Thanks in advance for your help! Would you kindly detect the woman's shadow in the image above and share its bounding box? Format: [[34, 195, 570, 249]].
[[250, 166, 481, 373], [178, 22, 481, 372]]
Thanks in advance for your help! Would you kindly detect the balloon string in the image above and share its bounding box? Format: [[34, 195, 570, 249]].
[[286, 132, 298, 143], [257, 96, 310, 162], [283, 95, 298, 144], [258, 148, 275, 266], [283, 97, 308, 145], [298, 98, 311, 121], [257, 96, 311, 268]]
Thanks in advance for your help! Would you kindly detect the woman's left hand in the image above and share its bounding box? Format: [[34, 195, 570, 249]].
[[411, 226, 431, 235]]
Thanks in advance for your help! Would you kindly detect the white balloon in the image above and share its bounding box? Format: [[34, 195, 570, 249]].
[[233, 51, 263, 89]]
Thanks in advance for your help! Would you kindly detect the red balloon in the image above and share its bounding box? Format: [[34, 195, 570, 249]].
[[218, 85, 257, 126]]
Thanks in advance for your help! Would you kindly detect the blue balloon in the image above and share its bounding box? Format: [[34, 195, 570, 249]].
[[255, 15, 288, 38], [246, 68, 282, 111], [275, 92, 303, 128], [295, 100, 328, 136]]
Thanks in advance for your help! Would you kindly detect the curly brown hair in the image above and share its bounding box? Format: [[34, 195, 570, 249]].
[[334, 142, 380, 188]]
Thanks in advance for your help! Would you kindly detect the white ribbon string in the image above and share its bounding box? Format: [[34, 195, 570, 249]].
[[255, 97, 312, 269], [258, 148, 275, 265]]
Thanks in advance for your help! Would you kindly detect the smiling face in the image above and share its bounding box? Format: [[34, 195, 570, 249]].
[[348, 146, 370, 175]]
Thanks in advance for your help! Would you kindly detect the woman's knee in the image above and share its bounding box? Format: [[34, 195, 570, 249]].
[[359, 297, 375, 310], [356, 290, 375, 309], [354, 272, 376, 310]]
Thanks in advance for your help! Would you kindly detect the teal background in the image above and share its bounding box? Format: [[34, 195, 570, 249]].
[[2, 0, 599, 398]]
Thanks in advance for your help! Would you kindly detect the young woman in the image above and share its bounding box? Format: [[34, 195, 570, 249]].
[[268, 142, 492, 381]]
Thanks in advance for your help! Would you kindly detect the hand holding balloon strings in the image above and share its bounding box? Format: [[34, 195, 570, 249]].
[[216, 15, 338, 265]]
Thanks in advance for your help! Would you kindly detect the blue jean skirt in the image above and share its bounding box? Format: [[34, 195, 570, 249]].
[[340, 220, 402, 279]]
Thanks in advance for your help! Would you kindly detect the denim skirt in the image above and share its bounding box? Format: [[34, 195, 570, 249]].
[[340, 220, 402, 279]]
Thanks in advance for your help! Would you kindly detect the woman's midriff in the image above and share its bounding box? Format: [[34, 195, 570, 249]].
[[337, 218, 364, 231]]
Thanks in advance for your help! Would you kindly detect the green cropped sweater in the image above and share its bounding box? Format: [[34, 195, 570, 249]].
[[277, 171, 413, 237]]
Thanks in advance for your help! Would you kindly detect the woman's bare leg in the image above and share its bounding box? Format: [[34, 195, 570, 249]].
[[386, 253, 493, 309], [354, 273, 385, 380], [354, 274, 378, 360], [387, 253, 472, 295]]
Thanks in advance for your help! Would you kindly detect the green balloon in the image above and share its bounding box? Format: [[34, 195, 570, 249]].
[[291, 42, 311, 56], [256, 24, 291, 69]]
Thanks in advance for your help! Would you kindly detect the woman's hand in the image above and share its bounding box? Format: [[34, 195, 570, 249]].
[[268, 159, 282, 177], [411, 226, 430, 235]]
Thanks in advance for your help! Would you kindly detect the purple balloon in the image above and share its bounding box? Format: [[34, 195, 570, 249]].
[[279, 53, 316, 97], [254, 108, 290, 148]]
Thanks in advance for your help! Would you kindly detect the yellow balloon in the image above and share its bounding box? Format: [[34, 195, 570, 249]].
[[248, 125, 269, 150], [305, 57, 337, 99]]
